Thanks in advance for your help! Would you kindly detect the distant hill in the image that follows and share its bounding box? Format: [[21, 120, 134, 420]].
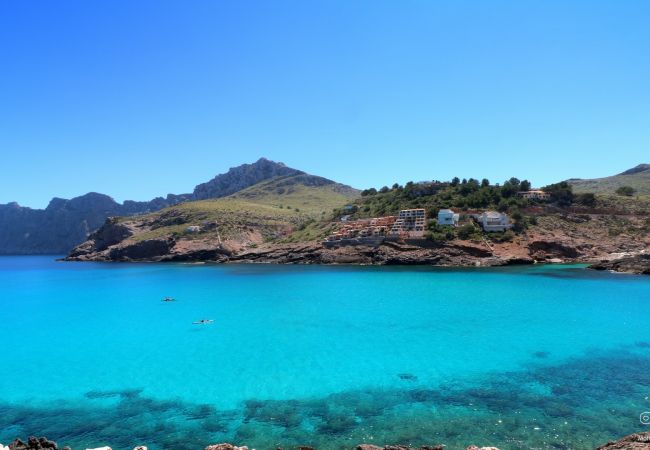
[[0, 158, 358, 254], [568, 164, 650, 195]]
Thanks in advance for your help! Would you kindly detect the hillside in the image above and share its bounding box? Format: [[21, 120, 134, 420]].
[[66, 176, 358, 261], [0, 158, 357, 254], [66, 173, 650, 272], [568, 164, 650, 195], [230, 174, 359, 214]]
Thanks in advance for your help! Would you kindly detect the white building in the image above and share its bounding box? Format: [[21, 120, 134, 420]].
[[477, 211, 512, 232], [437, 209, 460, 226], [185, 225, 201, 233], [390, 209, 426, 238]]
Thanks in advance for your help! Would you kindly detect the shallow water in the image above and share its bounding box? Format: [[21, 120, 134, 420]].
[[0, 257, 649, 449]]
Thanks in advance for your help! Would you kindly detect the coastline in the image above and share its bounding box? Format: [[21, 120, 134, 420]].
[[62, 238, 649, 275]]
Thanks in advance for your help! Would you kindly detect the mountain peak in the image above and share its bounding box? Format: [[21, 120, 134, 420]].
[[618, 164, 650, 176], [192, 159, 304, 200]]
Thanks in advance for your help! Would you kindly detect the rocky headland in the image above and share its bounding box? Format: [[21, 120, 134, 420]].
[[63, 205, 650, 274]]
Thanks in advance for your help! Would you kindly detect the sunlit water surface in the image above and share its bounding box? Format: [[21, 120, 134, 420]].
[[1, 257, 649, 449]]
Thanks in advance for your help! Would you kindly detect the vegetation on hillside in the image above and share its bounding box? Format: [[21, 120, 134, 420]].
[[120, 176, 358, 244], [569, 164, 650, 195]]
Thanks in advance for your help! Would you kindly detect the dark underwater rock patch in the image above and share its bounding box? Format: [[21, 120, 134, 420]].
[[398, 373, 418, 381], [2, 350, 650, 449]]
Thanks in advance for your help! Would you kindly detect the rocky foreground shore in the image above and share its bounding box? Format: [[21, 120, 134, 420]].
[[4, 433, 650, 450]]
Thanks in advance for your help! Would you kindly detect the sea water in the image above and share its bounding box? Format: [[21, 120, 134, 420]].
[[0, 256, 649, 449]]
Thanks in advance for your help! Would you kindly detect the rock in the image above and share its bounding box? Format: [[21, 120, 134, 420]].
[[466, 447, 499, 450], [107, 238, 175, 261], [204, 444, 248, 450], [133, 447, 147, 450], [590, 254, 650, 275], [528, 240, 579, 259], [296, 447, 314, 450], [9, 437, 58, 450], [596, 432, 650, 449], [85, 447, 111, 450], [356, 445, 383, 450]]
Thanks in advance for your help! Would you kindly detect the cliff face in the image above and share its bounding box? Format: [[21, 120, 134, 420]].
[[0, 193, 185, 255], [1, 158, 356, 255]]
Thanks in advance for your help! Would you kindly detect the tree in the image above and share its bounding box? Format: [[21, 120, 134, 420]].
[[481, 178, 490, 187], [361, 188, 377, 196], [542, 182, 574, 206], [501, 181, 518, 198], [520, 180, 531, 191], [450, 177, 460, 187], [379, 186, 390, 193], [575, 193, 596, 206], [392, 183, 400, 190], [457, 223, 476, 240], [616, 186, 636, 196]]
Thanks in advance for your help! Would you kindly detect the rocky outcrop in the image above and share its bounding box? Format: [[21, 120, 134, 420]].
[[8, 436, 57, 450], [528, 240, 579, 260], [204, 445, 248, 450], [596, 432, 650, 449], [590, 254, 650, 275], [230, 241, 530, 267]]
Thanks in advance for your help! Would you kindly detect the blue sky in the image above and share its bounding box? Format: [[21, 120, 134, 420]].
[[1, 0, 649, 208]]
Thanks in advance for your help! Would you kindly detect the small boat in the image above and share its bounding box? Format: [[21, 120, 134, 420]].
[[162, 297, 175, 302], [192, 319, 214, 325]]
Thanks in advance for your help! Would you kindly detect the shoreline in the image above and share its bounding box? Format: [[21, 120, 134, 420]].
[[6, 432, 650, 450]]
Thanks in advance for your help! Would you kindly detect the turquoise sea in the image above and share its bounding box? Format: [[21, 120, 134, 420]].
[[1, 257, 649, 449]]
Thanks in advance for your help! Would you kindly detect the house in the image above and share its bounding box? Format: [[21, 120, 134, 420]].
[[185, 225, 201, 233], [390, 209, 426, 238], [477, 211, 512, 232], [437, 209, 460, 226], [517, 190, 551, 201]]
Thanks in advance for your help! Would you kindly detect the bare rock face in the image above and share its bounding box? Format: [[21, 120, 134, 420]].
[[107, 238, 174, 261], [528, 240, 579, 260], [590, 254, 650, 275], [204, 444, 248, 450], [8, 437, 58, 450], [596, 432, 650, 450]]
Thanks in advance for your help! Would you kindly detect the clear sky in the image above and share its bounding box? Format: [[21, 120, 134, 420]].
[[1, 0, 649, 208]]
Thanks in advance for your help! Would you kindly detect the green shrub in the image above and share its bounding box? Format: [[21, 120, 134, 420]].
[[457, 223, 476, 240], [616, 186, 636, 196]]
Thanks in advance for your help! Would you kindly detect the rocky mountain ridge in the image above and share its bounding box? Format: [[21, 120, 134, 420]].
[[0, 159, 357, 254]]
